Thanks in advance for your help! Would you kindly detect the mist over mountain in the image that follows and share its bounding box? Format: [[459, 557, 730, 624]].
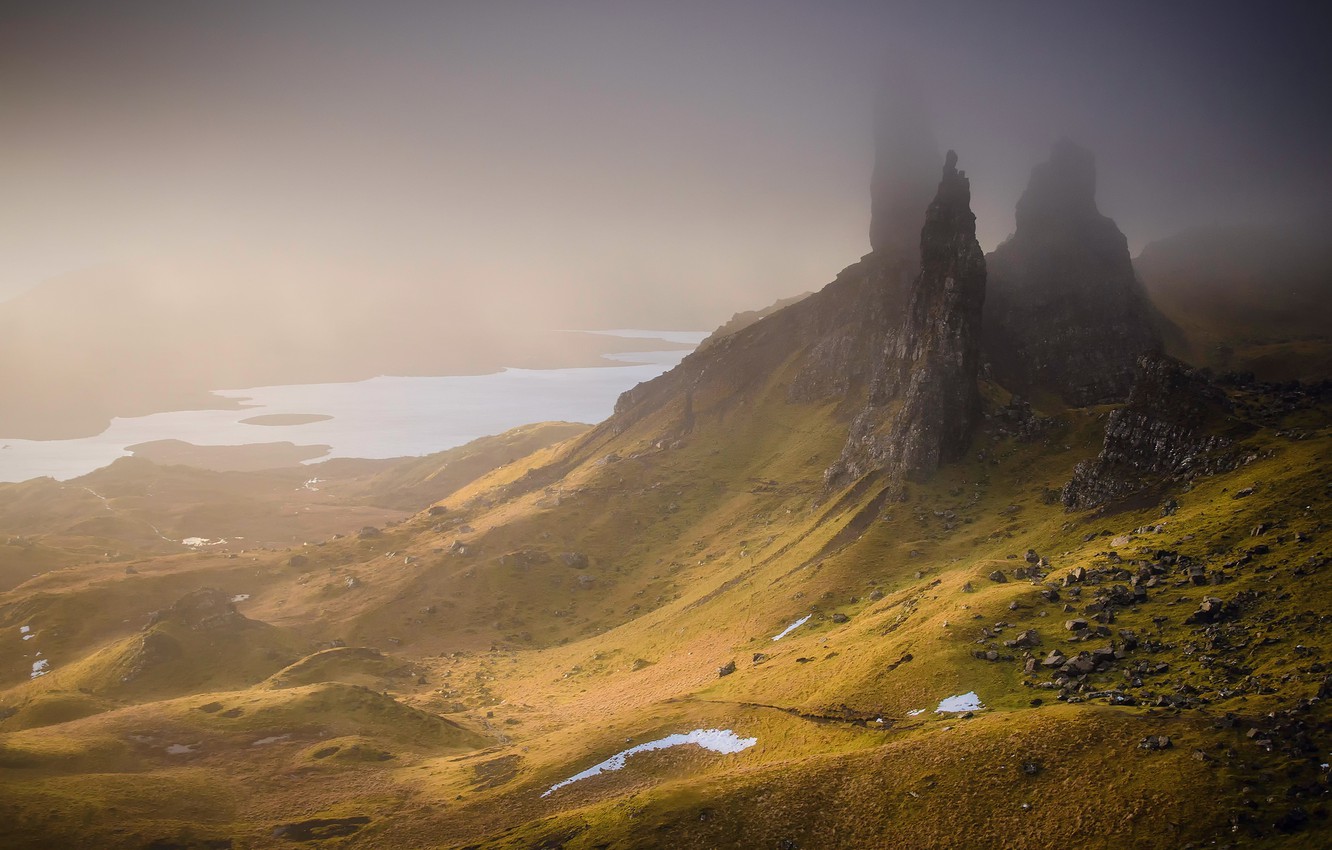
[[2, 4, 1332, 850], [1136, 220, 1332, 380]]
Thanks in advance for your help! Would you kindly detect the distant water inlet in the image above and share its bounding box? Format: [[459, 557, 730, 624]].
[[541, 729, 758, 798], [0, 331, 706, 482]]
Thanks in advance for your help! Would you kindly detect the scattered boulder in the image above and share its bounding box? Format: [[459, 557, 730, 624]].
[[1007, 629, 1041, 649], [1183, 596, 1229, 625], [1041, 651, 1067, 668]]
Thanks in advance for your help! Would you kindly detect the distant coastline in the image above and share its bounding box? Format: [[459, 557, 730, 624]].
[[0, 330, 704, 483]]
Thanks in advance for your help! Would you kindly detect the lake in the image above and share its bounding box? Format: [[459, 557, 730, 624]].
[[0, 331, 707, 483]]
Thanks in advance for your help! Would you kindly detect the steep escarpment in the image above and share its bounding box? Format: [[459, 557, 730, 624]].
[[1062, 352, 1246, 508], [985, 140, 1159, 406]]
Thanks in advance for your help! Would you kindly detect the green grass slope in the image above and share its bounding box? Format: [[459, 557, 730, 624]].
[[0, 357, 1329, 847]]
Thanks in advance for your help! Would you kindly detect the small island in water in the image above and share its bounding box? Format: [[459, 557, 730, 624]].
[[126, 439, 332, 471]]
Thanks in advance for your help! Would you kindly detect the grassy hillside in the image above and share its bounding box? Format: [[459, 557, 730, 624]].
[[0, 423, 587, 592], [1, 348, 1328, 847]]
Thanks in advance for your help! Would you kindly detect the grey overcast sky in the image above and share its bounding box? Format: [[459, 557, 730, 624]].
[[2, 0, 1328, 321]]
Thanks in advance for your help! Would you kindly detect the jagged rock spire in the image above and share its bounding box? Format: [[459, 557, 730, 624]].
[[983, 140, 1160, 406], [829, 150, 987, 485]]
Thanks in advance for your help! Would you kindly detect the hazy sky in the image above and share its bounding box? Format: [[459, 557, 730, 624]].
[[2, 1, 1328, 321]]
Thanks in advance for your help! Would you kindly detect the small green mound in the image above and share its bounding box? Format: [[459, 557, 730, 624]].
[[265, 646, 410, 690]]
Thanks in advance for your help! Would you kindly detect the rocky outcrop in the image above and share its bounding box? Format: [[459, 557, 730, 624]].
[[828, 151, 986, 484], [144, 587, 243, 631], [1062, 353, 1245, 509], [984, 140, 1159, 406]]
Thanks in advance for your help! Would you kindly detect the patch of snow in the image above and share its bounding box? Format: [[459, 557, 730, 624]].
[[302, 478, 322, 492], [22, 634, 33, 641], [541, 728, 757, 798], [19, 625, 30, 634], [182, 537, 228, 548], [906, 708, 925, 717], [935, 692, 984, 713], [252, 734, 290, 746], [165, 744, 196, 755], [30, 659, 49, 679], [771, 615, 811, 642], [231, 594, 251, 603]]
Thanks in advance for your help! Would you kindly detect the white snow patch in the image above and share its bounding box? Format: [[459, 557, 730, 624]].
[[935, 692, 984, 713], [771, 615, 811, 641], [22, 634, 33, 641], [252, 734, 290, 746], [302, 478, 322, 492], [165, 744, 197, 755], [231, 594, 251, 603], [541, 728, 756, 798], [30, 659, 49, 679], [19, 625, 30, 634], [182, 537, 226, 548], [906, 708, 926, 717]]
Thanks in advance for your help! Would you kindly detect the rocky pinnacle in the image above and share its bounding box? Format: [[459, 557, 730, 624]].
[[828, 150, 987, 485], [983, 140, 1159, 406]]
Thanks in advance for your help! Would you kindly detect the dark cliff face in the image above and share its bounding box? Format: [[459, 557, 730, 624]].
[[828, 151, 986, 484], [1062, 352, 1244, 509], [984, 140, 1160, 407]]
